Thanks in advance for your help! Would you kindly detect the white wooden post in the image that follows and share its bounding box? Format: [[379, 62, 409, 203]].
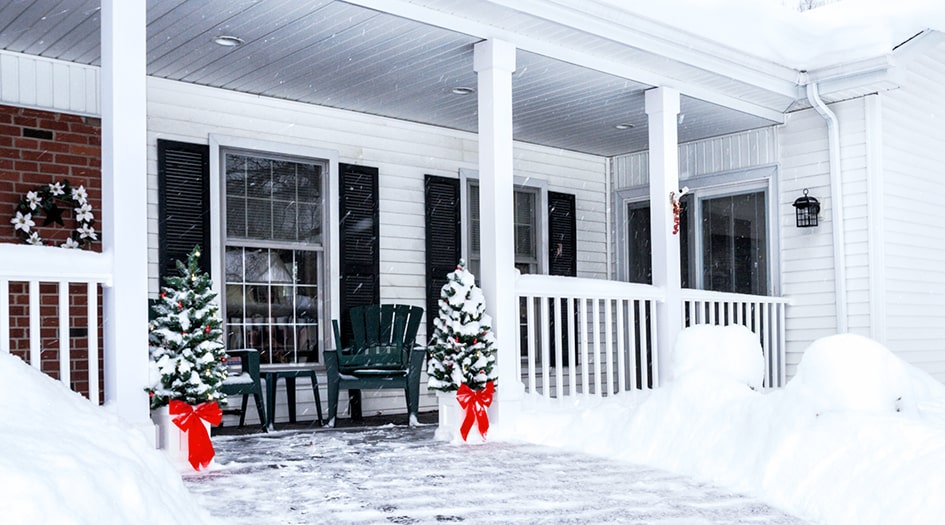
[[645, 87, 682, 385], [101, 0, 152, 433], [474, 39, 524, 418]]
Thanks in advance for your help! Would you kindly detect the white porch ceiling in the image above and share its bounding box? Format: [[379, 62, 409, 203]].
[[0, 0, 798, 156]]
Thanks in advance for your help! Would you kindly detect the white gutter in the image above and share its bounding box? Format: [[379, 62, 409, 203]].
[[806, 82, 849, 333]]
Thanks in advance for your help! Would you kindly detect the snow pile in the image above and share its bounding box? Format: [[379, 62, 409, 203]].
[[495, 326, 945, 525], [0, 353, 218, 525]]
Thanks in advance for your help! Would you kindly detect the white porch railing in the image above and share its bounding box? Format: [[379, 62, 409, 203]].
[[681, 289, 789, 388], [0, 244, 112, 404], [515, 274, 790, 398], [516, 274, 665, 398]]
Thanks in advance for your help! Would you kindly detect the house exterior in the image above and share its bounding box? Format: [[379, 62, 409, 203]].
[[1, 1, 944, 431]]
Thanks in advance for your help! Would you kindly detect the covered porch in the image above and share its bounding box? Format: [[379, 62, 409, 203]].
[[0, 1, 804, 429]]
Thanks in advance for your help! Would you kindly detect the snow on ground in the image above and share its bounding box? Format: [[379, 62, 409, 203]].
[[3, 326, 945, 524], [187, 425, 805, 524], [0, 353, 218, 525], [494, 326, 945, 525]]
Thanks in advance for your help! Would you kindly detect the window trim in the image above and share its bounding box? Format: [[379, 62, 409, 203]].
[[614, 164, 780, 295], [209, 134, 339, 361], [459, 168, 548, 275]]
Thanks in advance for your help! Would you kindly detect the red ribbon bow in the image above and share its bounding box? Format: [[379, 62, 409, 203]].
[[169, 400, 223, 470], [456, 381, 494, 441]]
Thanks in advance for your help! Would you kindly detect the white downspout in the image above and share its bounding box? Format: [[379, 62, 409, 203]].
[[806, 82, 849, 333]]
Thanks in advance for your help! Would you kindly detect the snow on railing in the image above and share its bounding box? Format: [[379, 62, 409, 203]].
[[0, 243, 112, 403], [516, 274, 664, 398], [681, 289, 789, 388]]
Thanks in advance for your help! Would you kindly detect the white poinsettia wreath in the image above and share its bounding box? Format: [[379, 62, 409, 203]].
[[10, 180, 97, 249]]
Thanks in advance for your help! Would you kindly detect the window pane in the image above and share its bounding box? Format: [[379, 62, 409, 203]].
[[626, 204, 651, 284], [225, 154, 246, 197], [701, 191, 767, 295], [298, 202, 321, 243], [245, 198, 271, 239], [271, 200, 297, 242], [271, 161, 297, 202], [244, 157, 272, 201], [514, 191, 537, 259], [297, 164, 321, 203], [469, 184, 480, 256], [226, 195, 247, 238]]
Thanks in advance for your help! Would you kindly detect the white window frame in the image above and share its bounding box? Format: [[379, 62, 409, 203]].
[[614, 165, 780, 295], [209, 134, 339, 361], [459, 168, 548, 275]]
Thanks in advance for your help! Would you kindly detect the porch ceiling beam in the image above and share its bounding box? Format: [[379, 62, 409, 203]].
[[342, 0, 789, 123]]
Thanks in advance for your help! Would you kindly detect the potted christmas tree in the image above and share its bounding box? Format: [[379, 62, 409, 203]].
[[427, 260, 497, 442], [147, 246, 227, 471]]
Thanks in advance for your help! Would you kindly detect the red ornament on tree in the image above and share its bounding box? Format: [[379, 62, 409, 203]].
[[204, 325, 211, 334], [177, 301, 183, 310]]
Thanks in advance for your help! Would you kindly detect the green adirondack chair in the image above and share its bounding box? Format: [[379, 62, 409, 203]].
[[220, 348, 267, 428], [325, 304, 425, 427]]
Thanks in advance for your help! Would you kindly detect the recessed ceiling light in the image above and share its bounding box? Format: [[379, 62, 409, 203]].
[[213, 35, 244, 47], [451, 86, 475, 95], [615, 123, 635, 130]]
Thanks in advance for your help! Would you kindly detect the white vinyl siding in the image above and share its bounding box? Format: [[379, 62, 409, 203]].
[[612, 127, 779, 188], [880, 43, 945, 381], [145, 77, 607, 420], [0, 50, 99, 117], [777, 102, 852, 377]]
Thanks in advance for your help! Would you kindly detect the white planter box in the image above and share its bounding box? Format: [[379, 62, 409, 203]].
[[435, 391, 489, 444], [151, 405, 213, 471]]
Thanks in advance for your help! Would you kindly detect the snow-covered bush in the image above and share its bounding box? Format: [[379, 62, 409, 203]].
[[784, 333, 916, 415], [670, 324, 766, 390]]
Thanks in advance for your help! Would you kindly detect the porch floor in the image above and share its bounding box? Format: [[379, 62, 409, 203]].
[[187, 419, 808, 524]]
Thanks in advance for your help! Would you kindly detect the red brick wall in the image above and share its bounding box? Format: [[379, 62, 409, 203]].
[[1, 104, 104, 401], [0, 104, 102, 247]]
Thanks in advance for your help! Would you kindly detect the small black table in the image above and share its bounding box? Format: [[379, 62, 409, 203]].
[[262, 365, 323, 429]]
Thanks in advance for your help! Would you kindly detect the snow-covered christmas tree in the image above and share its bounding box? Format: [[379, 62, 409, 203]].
[[147, 246, 227, 410], [427, 260, 498, 393]]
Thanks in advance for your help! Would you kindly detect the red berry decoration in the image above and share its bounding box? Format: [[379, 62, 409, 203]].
[[205, 325, 211, 334]]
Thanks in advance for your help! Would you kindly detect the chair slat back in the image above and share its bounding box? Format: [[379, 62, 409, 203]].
[[344, 304, 423, 351]]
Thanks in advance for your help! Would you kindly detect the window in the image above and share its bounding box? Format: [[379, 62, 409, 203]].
[[468, 183, 542, 277], [625, 188, 768, 295], [223, 151, 326, 364]]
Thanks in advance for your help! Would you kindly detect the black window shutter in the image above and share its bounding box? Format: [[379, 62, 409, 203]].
[[548, 191, 577, 277], [157, 140, 210, 283], [424, 175, 462, 340], [339, 163, 380, 347]]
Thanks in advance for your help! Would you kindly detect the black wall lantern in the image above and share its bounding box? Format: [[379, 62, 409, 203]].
[[793, 189, 820, 228]]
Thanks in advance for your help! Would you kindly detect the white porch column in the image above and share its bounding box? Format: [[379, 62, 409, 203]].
[[101, 1, 151, 431], [474, 39, 524, 416], [645, 87, 682, 386]]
